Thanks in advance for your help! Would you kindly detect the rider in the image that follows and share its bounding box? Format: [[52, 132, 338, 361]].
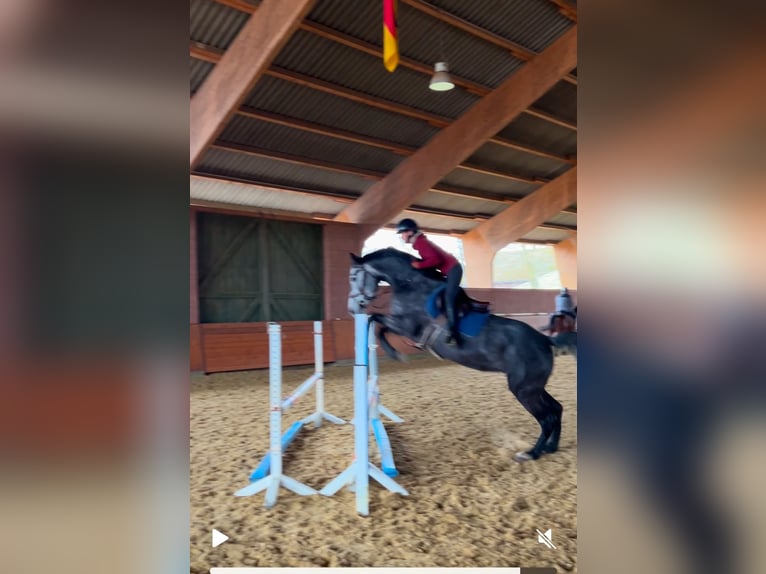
[[396, 218, 464, 347]]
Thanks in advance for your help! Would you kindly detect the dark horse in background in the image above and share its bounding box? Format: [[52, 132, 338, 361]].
[[349, 248, 567, 462], [542, 306, 577, 358]]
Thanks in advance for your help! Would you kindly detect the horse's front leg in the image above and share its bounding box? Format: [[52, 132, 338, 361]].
[[369, 313, 414, 362]]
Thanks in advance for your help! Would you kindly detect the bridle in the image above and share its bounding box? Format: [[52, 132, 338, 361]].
[[348, 265, 380, 308]]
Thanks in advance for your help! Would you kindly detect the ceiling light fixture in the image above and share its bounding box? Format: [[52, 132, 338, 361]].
[[429, 61, 454, 92]]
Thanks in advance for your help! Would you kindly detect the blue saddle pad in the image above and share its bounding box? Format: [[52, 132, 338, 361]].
[[425, 285, 490, 337]]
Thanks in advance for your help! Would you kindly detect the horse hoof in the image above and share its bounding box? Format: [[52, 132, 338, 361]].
[[513, 451, 534, 463]]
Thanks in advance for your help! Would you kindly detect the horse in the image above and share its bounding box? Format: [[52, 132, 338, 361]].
[[348, 248, 564, 462], [542, 307, 577, 358]]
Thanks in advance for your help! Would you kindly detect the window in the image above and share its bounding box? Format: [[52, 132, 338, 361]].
[[493, 243, 562, 289]]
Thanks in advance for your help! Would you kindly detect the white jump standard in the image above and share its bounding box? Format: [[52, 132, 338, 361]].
[[234, 321, 344, 507], [320, 314, 408, 516]]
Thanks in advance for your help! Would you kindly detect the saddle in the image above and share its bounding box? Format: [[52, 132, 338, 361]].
[[417, 286, 491, 353], [461, 292, 491, 315], [425, 285, 490, 319]]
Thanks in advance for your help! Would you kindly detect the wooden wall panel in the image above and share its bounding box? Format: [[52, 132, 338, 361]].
[[190, 324, 204, 372], [329, 319, 355, 360], [368, 287, 575, 316], [322, 222, 365, 320], [190, 209, 199, 323], [466, 288, 576, 315], [200, 321, 336, 373]]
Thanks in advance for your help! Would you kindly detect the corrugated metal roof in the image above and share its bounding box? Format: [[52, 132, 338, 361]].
[[391, 210, 477, 233], [273, 30, 478, 120], [413, 192, 507, 216], [189, 0, 576, 235], [190, 175, 345, 215], [429, 0, 573, 53], [306, 0, 379, 41], [190, 0, 249, 50], [467, 142, 568, 180], [197, 148, 374, 195], [545, 212, 578, 228], [218, 115, 404, 173], [190, 58, 214, 93], [439, 170, 537, 198], [244, 76, 440, 148], [545, 163, 573, 180], [532, 80, 577, 125], [521, 227, 572, 242], [309, 0, 525, 89], [396, 3, 524, 89], [498, 115, 577, 157]]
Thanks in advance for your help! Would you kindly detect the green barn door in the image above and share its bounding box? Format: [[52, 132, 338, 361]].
[[197, 213, 323, 323], [263, 219, 323, 321]]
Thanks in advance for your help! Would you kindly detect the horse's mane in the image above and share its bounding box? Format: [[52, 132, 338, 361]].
[[361, 247, 414, 264], [361, 247, 445, 282]]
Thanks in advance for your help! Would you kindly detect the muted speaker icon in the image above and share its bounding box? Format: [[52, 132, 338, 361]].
[[536, 528, 556, 549]]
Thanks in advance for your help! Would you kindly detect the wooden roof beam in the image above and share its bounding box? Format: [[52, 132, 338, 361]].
[[190, 42, 575, 165], [547, 1, 578, 22], [210, 0, 576, 129], [190, 0, 317, 168], [464, 167, 577, 252], [333, 26, 577, 226]]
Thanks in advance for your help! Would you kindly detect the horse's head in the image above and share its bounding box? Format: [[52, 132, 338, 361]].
[[348, 253, 380, 314], [347, 248, 433, 313]]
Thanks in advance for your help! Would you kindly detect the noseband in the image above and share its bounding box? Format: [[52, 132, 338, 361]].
[[349, 266, 379, 304]]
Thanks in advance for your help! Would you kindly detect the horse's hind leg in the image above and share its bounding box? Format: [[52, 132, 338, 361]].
[[510, 379, 562, 462], [540, 391, 563, 453]]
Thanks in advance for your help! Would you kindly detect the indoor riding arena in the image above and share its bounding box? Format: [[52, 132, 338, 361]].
[[190, 0, 577, 571]]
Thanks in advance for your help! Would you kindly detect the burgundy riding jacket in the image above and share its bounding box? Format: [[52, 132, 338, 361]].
[[411, 233, 459, 275]]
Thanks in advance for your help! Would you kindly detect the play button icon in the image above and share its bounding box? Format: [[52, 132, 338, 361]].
[[212, 529, 229, 548]]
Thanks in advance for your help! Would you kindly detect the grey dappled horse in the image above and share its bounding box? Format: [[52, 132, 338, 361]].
[[349, 248, 564, 462]]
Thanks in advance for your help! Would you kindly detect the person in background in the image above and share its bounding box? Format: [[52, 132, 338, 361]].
[[396, 218, 463, 347]]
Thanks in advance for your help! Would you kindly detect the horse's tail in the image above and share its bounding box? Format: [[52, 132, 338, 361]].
[[549, 331, 577, 357]]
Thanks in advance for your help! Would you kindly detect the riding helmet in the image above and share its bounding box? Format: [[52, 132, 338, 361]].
[[396, 218, 418, 234]]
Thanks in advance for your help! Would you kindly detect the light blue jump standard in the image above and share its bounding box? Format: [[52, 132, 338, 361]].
[[366, 321, 401, 477], [319, 314, 408, 516], [247, 420, 303, 481]]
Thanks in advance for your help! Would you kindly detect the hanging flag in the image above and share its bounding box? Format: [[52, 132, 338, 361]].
[[383, 0, 399, 72]]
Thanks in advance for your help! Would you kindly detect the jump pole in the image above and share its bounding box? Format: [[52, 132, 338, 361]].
[[247, 321, 344, 482], [320, 314, 408, 516], [367, 322, 404, 424], [367, 321, 400, 477]]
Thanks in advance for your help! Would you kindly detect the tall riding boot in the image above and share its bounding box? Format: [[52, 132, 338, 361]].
[[445, 303, 462, 347]]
